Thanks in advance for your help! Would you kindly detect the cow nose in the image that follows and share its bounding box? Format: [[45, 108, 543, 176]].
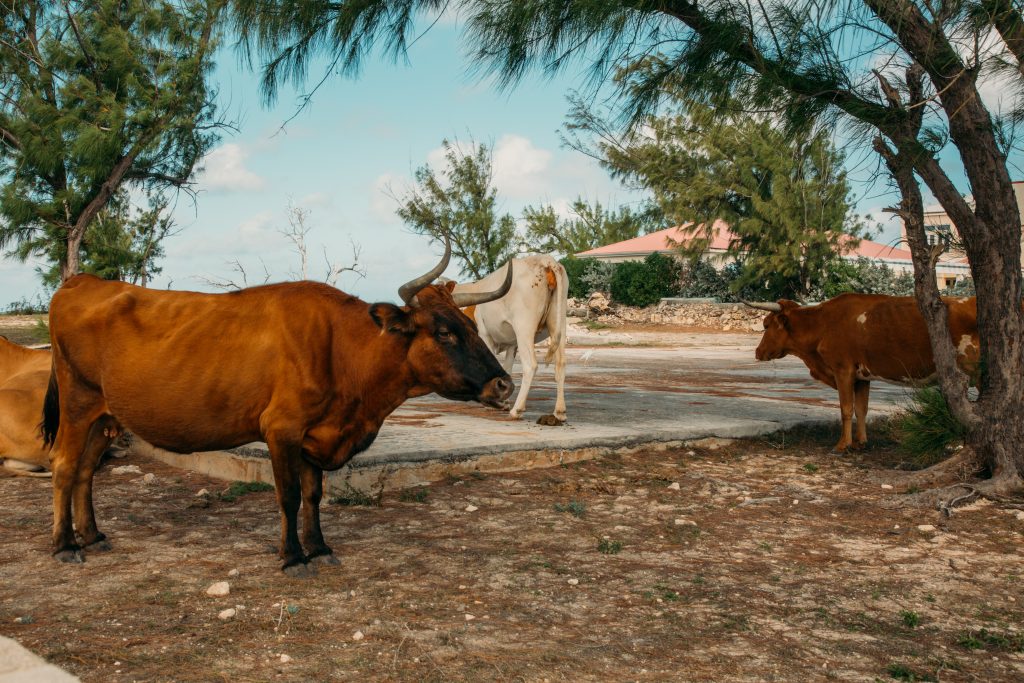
[[494, 377, 513, 399]]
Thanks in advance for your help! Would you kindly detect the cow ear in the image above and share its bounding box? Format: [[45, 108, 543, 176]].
[[777, 299, 800, 311], [370, 303, 415, 335], [444, 281, 457, 293]]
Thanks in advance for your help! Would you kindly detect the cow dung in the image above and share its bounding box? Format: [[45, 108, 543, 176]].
[[536, 415, 566, 427]]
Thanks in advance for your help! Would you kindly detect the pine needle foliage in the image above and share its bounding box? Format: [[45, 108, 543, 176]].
[[0, 0, 228, 282], [897, 387, 969, 467]]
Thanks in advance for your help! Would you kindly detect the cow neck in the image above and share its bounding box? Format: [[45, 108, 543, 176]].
[[784, 305, 826, 361], [332, 308, 418, 420]]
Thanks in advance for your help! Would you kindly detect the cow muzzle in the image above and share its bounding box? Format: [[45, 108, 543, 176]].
[[478, 375, 515, 409]]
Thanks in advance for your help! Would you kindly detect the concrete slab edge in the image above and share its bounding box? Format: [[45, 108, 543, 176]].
[[129, 417, 832, 494]]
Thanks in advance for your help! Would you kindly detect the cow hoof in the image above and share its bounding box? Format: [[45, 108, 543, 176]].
[[282, 562, 318, 579], [85, 538, 112, 552], [54, 548, 84, 564], [311, 553, 341, 566]]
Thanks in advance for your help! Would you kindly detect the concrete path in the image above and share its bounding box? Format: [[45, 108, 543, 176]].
[[0, 637, 79, 683], [138, 331, 913, 491]]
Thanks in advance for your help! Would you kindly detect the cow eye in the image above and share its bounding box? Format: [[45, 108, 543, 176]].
[[437, 328, 456, 343]]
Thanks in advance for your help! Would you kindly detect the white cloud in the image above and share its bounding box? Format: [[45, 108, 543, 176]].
[[491, 134, 553, 199], [199, 143, 266, 192], [370, 173, 403, 222]]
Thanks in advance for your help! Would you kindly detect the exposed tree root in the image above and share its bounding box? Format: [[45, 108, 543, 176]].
[[894, 447, 985, 490], [882, 447, 1024, 510]]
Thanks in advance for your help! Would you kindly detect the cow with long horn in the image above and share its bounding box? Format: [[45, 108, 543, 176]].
[[42, 234, 514, 575], [744, 294, 981, 452]]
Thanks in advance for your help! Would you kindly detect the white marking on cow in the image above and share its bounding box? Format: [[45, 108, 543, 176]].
[[856, 312, 867, 324], [958, 297, 970, 304], [957, 334, 977, 358]]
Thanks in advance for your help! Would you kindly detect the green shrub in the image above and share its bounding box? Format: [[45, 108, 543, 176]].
[[814, 257, 915, 299], [609, 252, 680, 306], [678, 259, 730, 300], [896, 387, 969, 466], [559, 256, 595, 299]]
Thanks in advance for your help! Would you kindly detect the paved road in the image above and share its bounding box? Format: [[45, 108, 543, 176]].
[[333, 331, 910, 470]]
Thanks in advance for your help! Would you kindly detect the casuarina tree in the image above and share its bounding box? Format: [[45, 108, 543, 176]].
[[0, 0, 227, 283], [392, 138, 517, 279]]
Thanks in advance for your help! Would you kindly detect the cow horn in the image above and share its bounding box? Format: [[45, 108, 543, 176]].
[[398, 233, 452, 305], [741, 300, 783, 312], [451, 261, 514, 308]]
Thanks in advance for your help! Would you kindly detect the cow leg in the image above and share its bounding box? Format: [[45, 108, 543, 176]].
[[299, 458, 338, 566], [501, 346, 517, 374], [51, 411, 105, 563], [509, 327, 538, 419], [72, 416, 117, 550], [853, 380, 870, 448], [551, 340, 567, 422], [832, 372, 856, 453], [267, 437, 315, 577]]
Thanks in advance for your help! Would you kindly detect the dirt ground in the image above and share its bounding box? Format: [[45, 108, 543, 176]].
[[0, 314, 48, 346], [1, 426, 1022, 682]]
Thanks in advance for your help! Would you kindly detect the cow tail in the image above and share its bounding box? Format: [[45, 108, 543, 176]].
[[41, 358, 60, 448], [544, 263, 568, 365]]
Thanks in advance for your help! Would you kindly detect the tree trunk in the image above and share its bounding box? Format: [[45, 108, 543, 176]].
[[867, 0, 1024, 490], [874, 137, 976, 428], [60, 226, 84, 282]]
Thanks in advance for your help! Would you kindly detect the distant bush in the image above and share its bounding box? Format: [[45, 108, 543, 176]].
[[4, 294, 49, 315], [945, 277, 975, 296], [813, 257, 914, 299], [581, 259, 615, 295], [677, 259, 730, 299], [559, 256, 596, 299], [609, 252, 680, 306]]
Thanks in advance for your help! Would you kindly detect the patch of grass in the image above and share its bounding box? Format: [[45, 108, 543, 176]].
[[886, 663, 937, 682], [219, 480, 274, 502], [581, 319, 612, 330], [30, 319, 50, 343], [803, 463, 819, 473], [597, 538, 622, 554], [900, 610, 921, 628], [957, 628, 1024, 652], [553, 500, 586, 518], [328, 484, 381, 507], [398, 487, 429, 503], [895, 387, 968, 467]]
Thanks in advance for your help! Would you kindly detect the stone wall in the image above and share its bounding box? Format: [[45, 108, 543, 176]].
[[569, 293, 765, 332]]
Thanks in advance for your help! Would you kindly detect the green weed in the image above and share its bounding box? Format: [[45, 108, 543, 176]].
[[219, 481, 274, 502]]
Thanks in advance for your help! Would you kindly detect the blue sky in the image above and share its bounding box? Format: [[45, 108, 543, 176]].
[[3, 14, 1008, 307]]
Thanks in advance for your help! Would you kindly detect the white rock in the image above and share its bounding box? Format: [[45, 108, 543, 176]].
[[352, 631, 364, 641], [917, 524, 936, 532], [142, 473, 155, 484], [880, 484, 894, 490], [196, 489, 209, 497], [218, 608, 236, 620], [206, 581, 230, 597], [674, 518, 696, 526], [227, 568, 239, 578], [464, 504, 479, 512], [567, 578, 579, 585], [667, 482, 680, 490], [464, 614, 475, 621], [112, 465, 142, 475], [279, 654, 292, 663]]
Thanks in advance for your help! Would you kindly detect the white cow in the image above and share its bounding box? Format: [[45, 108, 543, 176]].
[[454, 254, 568, 421]]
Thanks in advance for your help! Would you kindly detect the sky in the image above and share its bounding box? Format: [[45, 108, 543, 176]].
[[1, 12, 1013, 308]]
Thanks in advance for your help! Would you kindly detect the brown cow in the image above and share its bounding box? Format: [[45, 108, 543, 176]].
[[746, 294, 980, 453], [0, 337, 51, 476], [42, 238, 514, 575]]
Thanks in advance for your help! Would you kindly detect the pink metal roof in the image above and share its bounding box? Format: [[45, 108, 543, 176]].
[[577, 222, 916, 262]]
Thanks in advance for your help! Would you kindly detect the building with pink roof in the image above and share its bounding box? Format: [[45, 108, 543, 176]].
[[577, 221, 973, 288]]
